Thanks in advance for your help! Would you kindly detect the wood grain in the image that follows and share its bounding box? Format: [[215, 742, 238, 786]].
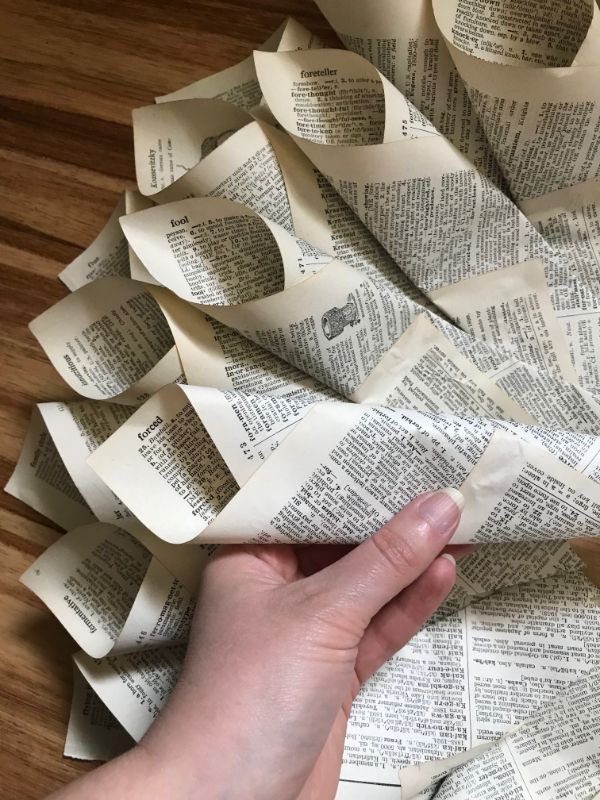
[[0, 2, 336, 796], [1, 3, 599, 798]]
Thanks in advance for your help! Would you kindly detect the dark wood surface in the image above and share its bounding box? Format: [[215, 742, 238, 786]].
[[2, 3, 600, 798], [0, 2, 336, 796]]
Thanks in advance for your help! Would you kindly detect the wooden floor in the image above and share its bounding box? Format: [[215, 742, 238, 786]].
[[2, 2, 600, 798], [0, 2, 336, 796]]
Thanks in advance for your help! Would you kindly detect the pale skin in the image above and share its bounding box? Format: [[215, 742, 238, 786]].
[[50, 489, 466, 800]]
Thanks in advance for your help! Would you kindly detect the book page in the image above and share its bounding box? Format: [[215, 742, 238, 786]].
[[88, 393, 600, 546], [127, 100, 600, 429], [124, 190, 156, 284], [432, 0, 600, 202], [20, 522, 201, 658], [150, 116, 425, 306], [121, 198, 418, 397], [181, 384, 325, 485], [59, 194, 130, 291], [29, 276, 184, 404], [122, 193, 599, 434], [522, 179, 600, 393], [314, 0, 504, 185], [352, 314, 535, 423], [64, 670, 133, 761], [438, 539, 582, 619], [74, 646, 185, 742], [87, 384, 335, 541], [131, 119, 550, 415], [71, 572, 600, 797], [4, 407, 94, 530], [345, 572, 600, 796], [434, 667, 600, 799], [38, 399, 135, 525], [335, 783, 408, 800], [252, 49, 600, 399], [522, 180, 600, 301], [6, 401, 211, 589], [87, 385, 239, 544], [431, 260, 577, 384], [133, 99, 251, 196], [205, 404, 600, 546], [152, 287, 337, 403]]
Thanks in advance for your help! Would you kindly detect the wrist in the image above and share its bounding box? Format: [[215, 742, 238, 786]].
[[135, 693, 257, 800]]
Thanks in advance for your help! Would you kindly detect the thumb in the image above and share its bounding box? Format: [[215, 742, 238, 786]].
[[306, 489, 464, 628]]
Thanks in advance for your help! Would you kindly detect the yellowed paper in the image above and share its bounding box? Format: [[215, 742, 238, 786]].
[[124, 190, 156, 284], [252, 49, 587, 387], [21, 522, 200, 658], [431, 260, 577, 384], [29, 277, 183, 405], [352, 315, 535, 423], [4, 407, 94, 530], [432, 0, 600, 201], [59, 194, 130, 291], [64, 670, 132, 761], [522, 179, 600, 393], [133, 99, 251, 196], [433, 668, 600, 799], [314, 0, 504, 184]]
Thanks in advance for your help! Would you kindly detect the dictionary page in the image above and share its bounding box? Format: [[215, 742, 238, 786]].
[[29, 276, 183, 404], [8, 401, 210, 588], [20, 522, 201, 658], [133, 99, 251, 196], [122, 194, 598, 430], [522, 179, 600, 393], [59, 194, 130, 291], [89, 395, 600, 546], [87, 384, 335, 541], [64, 670, 133, 761], [434, 668, 600, 800], [74, 646, 185, 742], [126, 116, 600, 429], [253, 47, 553, 298], [152, 287, 336, 403], [121, 198, 416, 397], [124, 190, 156, 284], [4, 407, 94, 530], [432, 0, 600, 203], [38, 400, 135, 525], [204, 403, 600, 546], [351, 314, 534, 423], [437, 540, 582, 619], [133, 117, 541, 411], [314, 0, 503, 184], [252, 48, 600, 406], [147, 114, 426, 304], [87, 385, 239, 544], [431, 260, 577, 384], [426, 0, 600, 394], [345, 572, 600, 796], [71, 572, 600, 796]]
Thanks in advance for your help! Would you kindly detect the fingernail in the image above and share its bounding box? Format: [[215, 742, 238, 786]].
[[440, 553, 456, 567], [418, 489, 464, 536]]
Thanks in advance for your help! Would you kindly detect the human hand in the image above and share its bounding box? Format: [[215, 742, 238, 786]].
[[49, 489, 465, 800], [139, 488, 465, 800]]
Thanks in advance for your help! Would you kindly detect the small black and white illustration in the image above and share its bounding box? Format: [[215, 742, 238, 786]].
[[321, 296, 360, 340]]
